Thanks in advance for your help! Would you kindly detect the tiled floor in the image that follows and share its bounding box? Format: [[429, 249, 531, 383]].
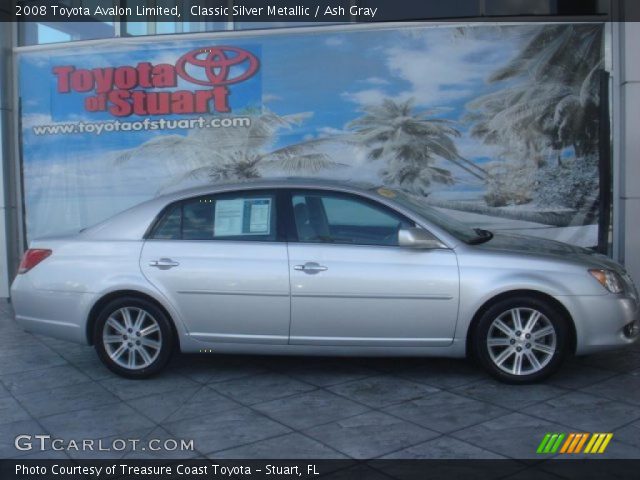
[[1, 299, 639, 460]]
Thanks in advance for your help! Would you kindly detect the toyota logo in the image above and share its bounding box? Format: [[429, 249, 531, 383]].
[[175, 46, 260, 87]]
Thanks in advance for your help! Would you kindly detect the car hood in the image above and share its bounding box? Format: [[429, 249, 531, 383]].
[[475, 233, 625, 273]]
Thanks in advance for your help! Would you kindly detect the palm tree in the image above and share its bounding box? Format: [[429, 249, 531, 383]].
[[465, 24, 604, 209], [115, 108, 344, 193], [347, 98, 485, 195], [467, 24, 603, 164]]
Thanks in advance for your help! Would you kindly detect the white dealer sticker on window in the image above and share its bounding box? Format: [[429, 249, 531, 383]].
[[214, 198, 271, 237], [249, 200, 270, 233], [213, 199, 244, 236]]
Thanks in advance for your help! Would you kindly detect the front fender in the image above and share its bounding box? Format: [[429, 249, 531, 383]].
[[455, 263, 606, 342]]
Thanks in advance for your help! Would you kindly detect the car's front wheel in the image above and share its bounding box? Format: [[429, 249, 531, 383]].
[[473, 297, 569, 383], [94, 297, 174, 378]]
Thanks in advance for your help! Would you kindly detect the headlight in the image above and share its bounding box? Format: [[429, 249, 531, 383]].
[[589, 269, 624, 294]]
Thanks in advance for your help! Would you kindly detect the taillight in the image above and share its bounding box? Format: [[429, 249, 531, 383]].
[[18, 249, 52, 274]]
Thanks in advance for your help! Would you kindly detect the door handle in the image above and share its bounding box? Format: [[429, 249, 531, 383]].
[[294, 262, 328, 274], [149, 258, 180, 269]]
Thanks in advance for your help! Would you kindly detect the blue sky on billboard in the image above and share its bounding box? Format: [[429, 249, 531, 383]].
[[22, 23, 607, 244], [20, 26, 519, 160]]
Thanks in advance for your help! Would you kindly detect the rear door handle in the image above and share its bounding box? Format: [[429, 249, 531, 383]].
[[294, 262, 328, 274], [149, 258, 180, 269]]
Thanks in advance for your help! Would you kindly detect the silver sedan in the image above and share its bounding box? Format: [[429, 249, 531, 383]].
[[10, 179, 640, 383]]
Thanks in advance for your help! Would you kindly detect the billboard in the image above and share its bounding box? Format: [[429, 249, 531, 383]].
[[18, 23, 606, 247]]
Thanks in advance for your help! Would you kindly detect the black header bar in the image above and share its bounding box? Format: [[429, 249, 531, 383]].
[[8, 0, 632, 24]]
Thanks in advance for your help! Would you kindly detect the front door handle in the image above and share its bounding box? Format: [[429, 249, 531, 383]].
[[294, 262, 328, 274], [149, 258, 180, 269]]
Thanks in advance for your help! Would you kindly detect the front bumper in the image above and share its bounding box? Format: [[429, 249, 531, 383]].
[[558, 293, 639, 355]]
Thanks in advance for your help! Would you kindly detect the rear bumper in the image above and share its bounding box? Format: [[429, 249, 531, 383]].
[[10, 275, 93, 344], [558, 293, 639, 355]]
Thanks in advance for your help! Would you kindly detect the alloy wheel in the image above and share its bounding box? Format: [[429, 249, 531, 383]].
[[486, 307, 557, 376], [102, 306, 163, 370]]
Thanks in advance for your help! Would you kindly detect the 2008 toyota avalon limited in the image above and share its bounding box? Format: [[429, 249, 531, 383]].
[[10, 179, 640, 383]]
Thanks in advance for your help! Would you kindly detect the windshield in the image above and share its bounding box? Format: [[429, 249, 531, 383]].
[[371, 188, 489, 244]]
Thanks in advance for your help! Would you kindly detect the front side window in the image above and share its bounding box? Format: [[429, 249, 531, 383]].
[[291, 191, 412, 246], [150, 191, 277, 241]]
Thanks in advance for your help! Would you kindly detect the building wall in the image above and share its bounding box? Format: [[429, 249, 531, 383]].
[[620, 17, 640, 284], [0, 6, 14, 298]]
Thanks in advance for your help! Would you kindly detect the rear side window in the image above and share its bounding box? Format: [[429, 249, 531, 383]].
[[149, 192, 278, 241]]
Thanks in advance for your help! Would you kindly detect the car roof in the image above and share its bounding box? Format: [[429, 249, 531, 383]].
[[79, 178, 382, 241], [154, 177, 379, 202]]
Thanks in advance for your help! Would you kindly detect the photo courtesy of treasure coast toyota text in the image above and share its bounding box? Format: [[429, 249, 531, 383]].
[[0, 1, 639, 479]]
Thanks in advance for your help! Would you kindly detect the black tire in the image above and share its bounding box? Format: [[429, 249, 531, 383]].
[[93, 296, 174, 379], [472, 296, 569, 384]]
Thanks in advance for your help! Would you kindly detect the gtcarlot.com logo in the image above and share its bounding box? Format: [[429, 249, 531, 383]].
[[537, 432, 613, 454], [14, 434, 194, 453]]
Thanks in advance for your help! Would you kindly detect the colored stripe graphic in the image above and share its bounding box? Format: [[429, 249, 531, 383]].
[[549, 433, 565, 453], [561, 433, 589, 453], [537, 433, 552, 453], [538, 433, 612, 454], [584, 433, 614, 454], [544, 434, 558, 453], [537, 433, 565, 454], [597, 433, 614, 453], [560, 433, 575, 453], [573, 433, 589, 453]]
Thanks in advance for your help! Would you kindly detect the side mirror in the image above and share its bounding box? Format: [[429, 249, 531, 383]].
[[398, 228, 445, 249]]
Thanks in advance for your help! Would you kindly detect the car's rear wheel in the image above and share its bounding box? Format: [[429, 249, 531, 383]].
[[473, 297, 568, 383], [93, 297, 174, 378]]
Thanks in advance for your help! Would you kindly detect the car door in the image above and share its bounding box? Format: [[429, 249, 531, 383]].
[[140, 190, 290, 344], [286, 189, 459, 347]]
